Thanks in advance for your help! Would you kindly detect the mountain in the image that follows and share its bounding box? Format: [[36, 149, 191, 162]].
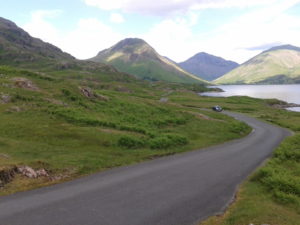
[[0, 17, 75, 64], [179, 52, 239, 81], [90, 38, 207, 84], [215, 45, 300, 84], [0, 17, 120, 75]]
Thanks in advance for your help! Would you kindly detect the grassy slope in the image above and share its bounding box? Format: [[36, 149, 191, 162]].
[[0, 66, 248, 195], [110, 58, 204, 83], [215, 49, 300, 84]]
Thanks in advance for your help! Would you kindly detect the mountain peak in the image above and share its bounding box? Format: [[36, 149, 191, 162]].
[[179, 52, 238, 81], [110, 38, 149, 52], [90, 38, 207, 83]]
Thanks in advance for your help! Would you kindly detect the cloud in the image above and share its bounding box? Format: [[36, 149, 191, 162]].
[[110, 13, 125, 23], [84, 0, 279, 15], [23, 11, 123, 59], [199, 0, 300, 63], [62, 18, 122, 59], [23, 10, 62, 44], [143, 14, 199, 62]]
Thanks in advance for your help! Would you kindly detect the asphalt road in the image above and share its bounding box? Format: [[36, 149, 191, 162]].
[[0, 112, 291, 225]]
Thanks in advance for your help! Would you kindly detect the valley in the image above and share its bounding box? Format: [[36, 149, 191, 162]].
[[0, 15, 300, 225]]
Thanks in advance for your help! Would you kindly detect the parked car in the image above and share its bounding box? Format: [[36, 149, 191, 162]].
[[212, 105, 223, 112]]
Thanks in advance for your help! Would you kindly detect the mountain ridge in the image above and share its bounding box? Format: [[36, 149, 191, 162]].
[[179, 52, 239, 81], [215, 44, 300, 84], [90, 38, 208, 84]]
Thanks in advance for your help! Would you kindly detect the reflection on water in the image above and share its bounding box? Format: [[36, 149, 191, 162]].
[[201, 84, 300, 112]]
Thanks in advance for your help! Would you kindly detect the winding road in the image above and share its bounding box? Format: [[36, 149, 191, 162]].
[[0, 112, 291, 225]]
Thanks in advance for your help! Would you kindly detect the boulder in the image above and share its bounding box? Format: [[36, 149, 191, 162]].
[[36, 169, 49, 177], [0, 93, 11, 104], [18, 166, 37, 178], [12, 77, 39, 91], [0, 167, 17, 187]]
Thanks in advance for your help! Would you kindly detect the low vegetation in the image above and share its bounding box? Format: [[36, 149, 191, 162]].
[[1, 64, 300, 225], [0, 65, 249, 195]]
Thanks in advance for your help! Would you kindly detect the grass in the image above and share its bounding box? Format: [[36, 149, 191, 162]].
[[0, 66, 250, 195], [1, 65, 300, 225]]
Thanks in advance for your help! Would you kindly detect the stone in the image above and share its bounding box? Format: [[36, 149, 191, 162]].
[[159, 97, 168, 103], [0, 167, 17, 187], [7, 106, 21, 112], [0, 93, 11, 104], [95, 93, 109, 101], [80, 87, 94, 98], [36, 169, 49, 177], [18, 166, 37, 178], [12, 77, 39, 91]]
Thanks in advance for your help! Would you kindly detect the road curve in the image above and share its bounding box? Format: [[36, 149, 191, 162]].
[[0, 112, 291, 225]]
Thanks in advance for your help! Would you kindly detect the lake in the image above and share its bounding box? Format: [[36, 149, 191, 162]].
[[201, 84, 300, 112]]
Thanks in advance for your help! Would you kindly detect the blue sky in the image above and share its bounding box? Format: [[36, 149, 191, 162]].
[[1, 0, 300, 63]]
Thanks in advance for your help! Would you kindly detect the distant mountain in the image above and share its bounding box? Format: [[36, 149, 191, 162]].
[[90, 38, 207, 84], [178, 52, 239, 81], [215, 45, 300, 84], [0, 17, 119, 75]]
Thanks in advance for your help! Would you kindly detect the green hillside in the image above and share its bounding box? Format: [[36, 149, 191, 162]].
[[214, 45, 300, 84], [90, 38, 208, 84]]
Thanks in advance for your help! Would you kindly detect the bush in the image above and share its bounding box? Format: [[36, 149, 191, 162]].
[[118, 136, 145, 149], [149, 134, 188, 149]]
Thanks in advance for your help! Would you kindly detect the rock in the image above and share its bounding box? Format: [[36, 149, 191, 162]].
[[80, 86, 94, 98], [0, 153, 9, 159], [12, 77, 39, 91], [114, 85, 132, 93], [44, 98, 67, 106], [7, 106, 21, 112], [80, 87, 109, 101], [36, 169, 49, 177], [95, 93, 109, 101], [0, 93, 11, 104], [18, 166, 37, 178], [159, 97, 169, 103], [0, 167, 17, 187]]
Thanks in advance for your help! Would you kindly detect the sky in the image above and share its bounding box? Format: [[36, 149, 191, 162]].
[[1, 0, 300, 63]]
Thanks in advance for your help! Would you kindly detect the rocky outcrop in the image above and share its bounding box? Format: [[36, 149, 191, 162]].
[[80, 87, 110, 101], [12, 77, 39, 91], [0, 93, 11, 103], [0, 167, 17, 187], [0, 166, 49, 188]]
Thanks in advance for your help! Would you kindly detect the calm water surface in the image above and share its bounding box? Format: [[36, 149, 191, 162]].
[[201, 84, 300, 112]]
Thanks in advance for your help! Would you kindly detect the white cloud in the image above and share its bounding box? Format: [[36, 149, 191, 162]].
[[110, 13, 125, 23], [197, 0, 300, 63], [23, 11, 123, 59], [62, 18, 122, 59], [84, 0, 279, 15], [143, 14, 199, 62], [23, 10, 62, 44]]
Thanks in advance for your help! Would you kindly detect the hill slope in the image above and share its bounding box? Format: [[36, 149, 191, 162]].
[[215, 45, 300, 84], [179, 52, 238, 81], [0, 17, 122, 76], [90, 38, 207, 84]]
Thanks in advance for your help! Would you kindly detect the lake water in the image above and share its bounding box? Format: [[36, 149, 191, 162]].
[[201, 84, 300, 112]]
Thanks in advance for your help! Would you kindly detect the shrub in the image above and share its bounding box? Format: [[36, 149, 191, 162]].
[[149, 134, 188, 149], [118, 136, 145, 149]]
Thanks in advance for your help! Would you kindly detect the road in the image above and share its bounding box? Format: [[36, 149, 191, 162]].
[[0, 112, 291, 225]]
